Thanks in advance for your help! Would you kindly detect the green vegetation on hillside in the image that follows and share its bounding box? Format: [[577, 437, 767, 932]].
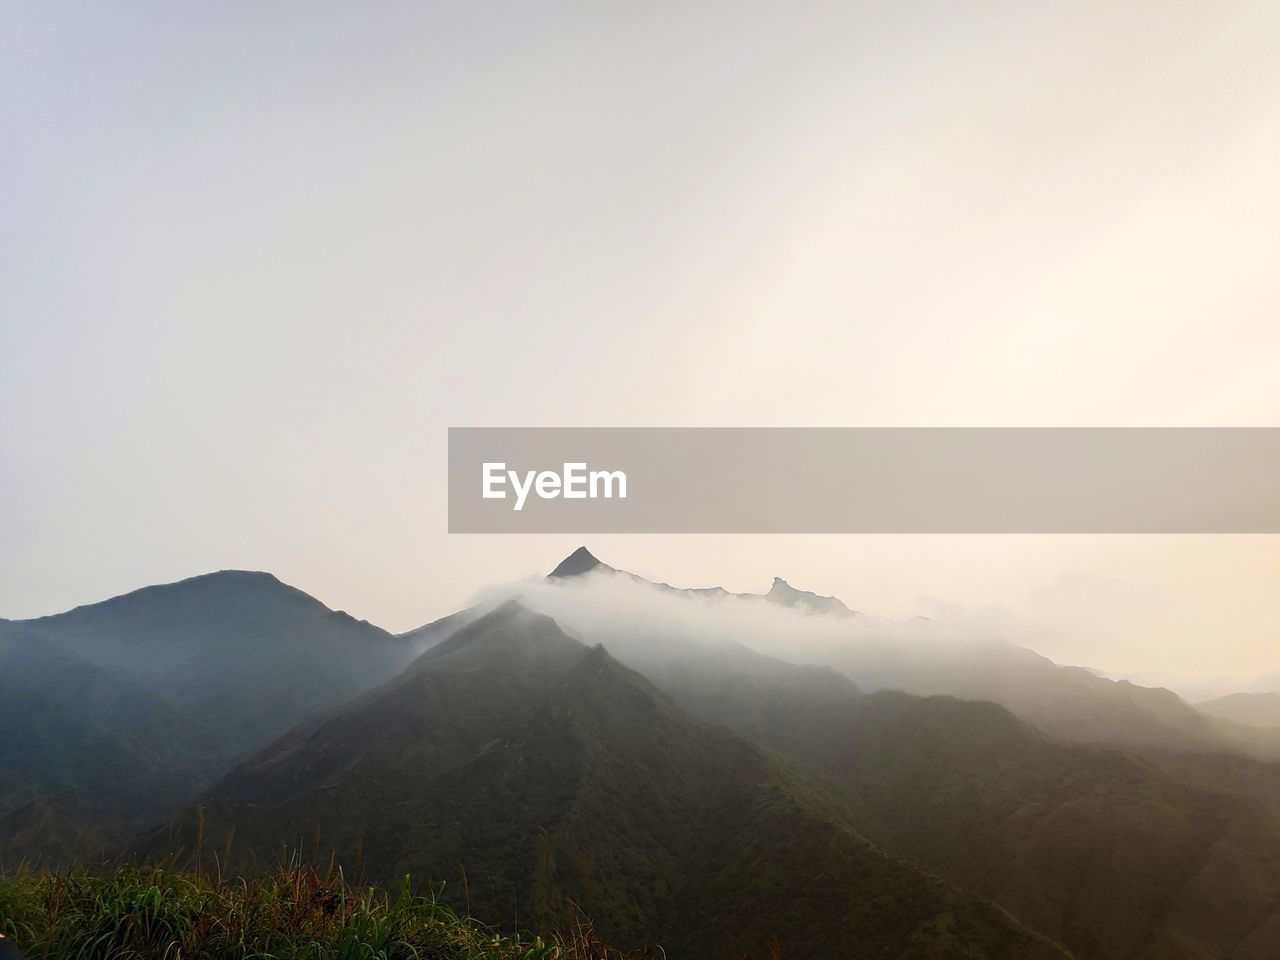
[[0, 864, 628, 960], [136, 604, 1072, 960]]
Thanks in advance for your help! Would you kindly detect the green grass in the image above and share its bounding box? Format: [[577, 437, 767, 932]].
[[0, 863, 632, 960]]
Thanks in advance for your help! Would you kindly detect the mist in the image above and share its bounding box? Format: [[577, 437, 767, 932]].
[[475, 566, 1032, 693]]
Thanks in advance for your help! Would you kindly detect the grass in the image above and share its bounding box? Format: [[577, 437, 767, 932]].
[[0, 863, 635, 960]]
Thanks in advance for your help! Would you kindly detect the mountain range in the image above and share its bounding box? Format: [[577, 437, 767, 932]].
[[1196, 692, 1280, 729], [3, 549, 1279, 958]]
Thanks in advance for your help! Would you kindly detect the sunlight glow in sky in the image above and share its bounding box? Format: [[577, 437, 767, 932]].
[[3, 1, 1277, 696]]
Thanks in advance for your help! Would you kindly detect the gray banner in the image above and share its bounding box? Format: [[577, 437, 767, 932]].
[[448, 428, 1280, 533]]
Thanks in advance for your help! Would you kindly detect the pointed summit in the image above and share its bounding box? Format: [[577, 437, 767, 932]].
[[766, 577, 854, 616], [548, 545, 609, 578]]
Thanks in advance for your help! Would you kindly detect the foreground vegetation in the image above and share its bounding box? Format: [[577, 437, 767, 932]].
[[0, 864, 631, 960]]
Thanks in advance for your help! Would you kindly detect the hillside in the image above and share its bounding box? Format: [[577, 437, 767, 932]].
[[1196, 692, 1280, 728], [16, 570, 420, 752], [1, 572, 423, 863], [136, 602, 1071, 960], [532, 549, 1278, 760], [9, 552, 1280, 959], [0, 795, 123, 872], [643, 643, 1280, 959], [813, 694, 1280, 960], [521, 551, 1280, 959], [0, 623, 232, 828]]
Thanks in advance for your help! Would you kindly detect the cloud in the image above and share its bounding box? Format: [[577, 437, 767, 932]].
[[473, 567, 1019, 679]]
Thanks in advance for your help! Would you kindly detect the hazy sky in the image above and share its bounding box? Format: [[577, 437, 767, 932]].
[[3, 1, 1277, 697]]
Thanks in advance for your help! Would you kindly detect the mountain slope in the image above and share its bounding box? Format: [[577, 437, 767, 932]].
[[621, 640, 1280, 960], [764, 576, 855, 615], [822, 634, 1279, 759], [0, 794, 124, 870], [0, 623, 232, 828], [16, 570, 419, 755], [1196, 692, 1280, 728], [535, 549, 1277, 761], [813, 694, 1280, 960], [2, 571, 423, 861], [136, 602, 1070, 960], [524, 550, 1280, 960]]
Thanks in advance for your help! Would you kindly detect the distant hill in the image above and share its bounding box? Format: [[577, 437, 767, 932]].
[[532, 584, 1280, 954], [136, 602, 1070, 960], [0, 794, 123, 871], [753, 690, 1280, 960], [764, 575, 855, 615], [11, 551, 1280, 958], [495, 550, 1280, 958], [0, 622, 231, 830], [16, 570, 419, 752], [1196, 692, 1280, 728], [395, 604, 486, 652], [535, 549, 1278, 761], [1, 571, 422, 859]]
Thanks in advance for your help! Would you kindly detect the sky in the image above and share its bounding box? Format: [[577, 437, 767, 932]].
[[2, 1, 1277, 698]]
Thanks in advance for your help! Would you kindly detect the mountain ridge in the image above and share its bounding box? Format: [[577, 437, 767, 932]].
[[531, 549, 1278, 762], [136, 598, 1073, 959], [1196, 692, 1280, 728]]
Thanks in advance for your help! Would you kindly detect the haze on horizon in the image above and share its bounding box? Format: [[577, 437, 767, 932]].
[[2, 1, 1277, 700]]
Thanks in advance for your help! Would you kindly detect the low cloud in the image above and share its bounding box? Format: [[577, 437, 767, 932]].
[[473, 568, 1021, 681]]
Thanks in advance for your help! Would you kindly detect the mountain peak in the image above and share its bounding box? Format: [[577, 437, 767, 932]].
[[411, 595, 582, 670], [766, 577, 854, 616], [548, 546, 608, 578]]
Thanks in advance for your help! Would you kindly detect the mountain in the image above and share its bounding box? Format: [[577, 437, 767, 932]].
[[14, 570, 420, 756], [395, 604, 485, 653], [742, 690, 1280, 960], [1, 571, 424, 861], [0, 794, 124, 871], [548, 545, 608, 578], [549, 546, 731, 599], [533, 550, 1278, 761], [136, 601, 1070, 960], [814, 633, 1280, 759], [502, 550, 1280, 958], [765, 576, 855, 615], [14, 550, 1280, 958], [580, 623, 1280, 959], [0, 622, 231, 828], [1196, 692, 1280, 728]]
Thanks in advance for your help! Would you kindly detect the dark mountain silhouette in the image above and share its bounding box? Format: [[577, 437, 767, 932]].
[[548, 545, 608, 578], [1, 572, 423, 861], [0, 622, 230, 828], [14, 571, 419, 755]]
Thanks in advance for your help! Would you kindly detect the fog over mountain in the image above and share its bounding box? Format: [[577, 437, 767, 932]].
[[6, 2, 1276, 955], [140, 601, 1070, 959], [482, 549, 1280, 760], [6, 548, 1280, 958]]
